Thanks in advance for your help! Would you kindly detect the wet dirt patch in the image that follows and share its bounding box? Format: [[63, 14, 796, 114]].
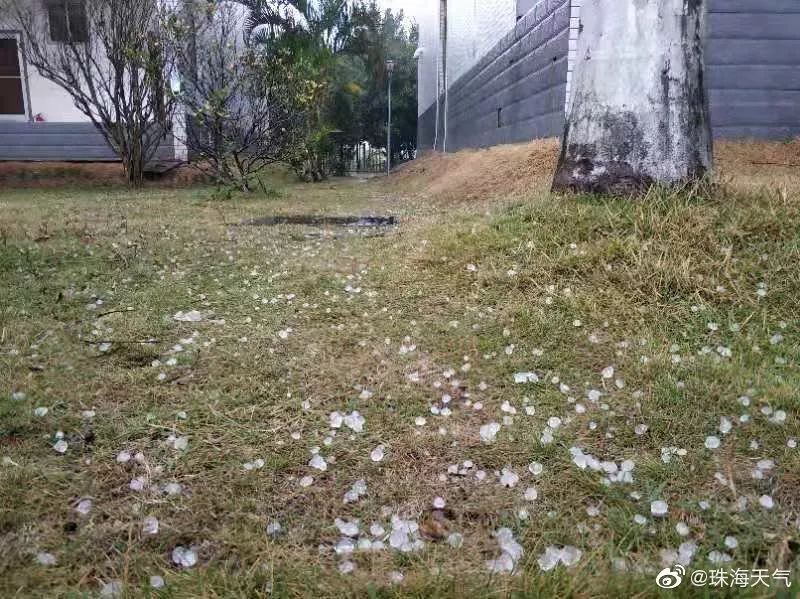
[[245, 215, 398, 227]]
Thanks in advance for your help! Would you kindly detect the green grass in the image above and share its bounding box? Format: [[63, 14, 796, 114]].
[[0, 172, 798, 597]]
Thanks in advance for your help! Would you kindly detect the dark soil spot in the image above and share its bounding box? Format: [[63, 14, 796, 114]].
[[0, 434, 24, 448], [245, 215, 398, 228]]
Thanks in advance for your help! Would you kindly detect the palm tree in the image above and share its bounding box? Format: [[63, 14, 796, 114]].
[[234, 0, 310, 45], [236, 0, 357, 53], [308, 0, 354, 54]]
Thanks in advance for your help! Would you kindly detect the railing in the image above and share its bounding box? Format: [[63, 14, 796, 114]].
[[328, 142, 415, 176]]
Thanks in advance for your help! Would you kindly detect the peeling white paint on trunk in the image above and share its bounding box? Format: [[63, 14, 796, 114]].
[[553, 0, 713, 194]]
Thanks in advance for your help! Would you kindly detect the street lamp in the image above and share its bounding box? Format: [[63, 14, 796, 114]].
[[385, 59, 395, 176]]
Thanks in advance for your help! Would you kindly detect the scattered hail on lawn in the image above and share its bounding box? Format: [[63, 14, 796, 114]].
[[1, 173, 797, 595]]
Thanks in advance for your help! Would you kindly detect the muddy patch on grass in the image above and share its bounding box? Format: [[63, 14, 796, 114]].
[[245, 215, 398, 228]]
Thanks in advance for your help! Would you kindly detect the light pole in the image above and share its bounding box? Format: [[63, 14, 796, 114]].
[[385, 59, 394, 176]]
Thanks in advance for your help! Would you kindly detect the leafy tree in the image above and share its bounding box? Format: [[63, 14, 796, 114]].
[[307, 0, 354, 53], [171, 1, 312, 191], [233, 0, 418, 178], [331, 3, 418, 158], [233, 0, 337, 179], [352, 5, 417, 160]]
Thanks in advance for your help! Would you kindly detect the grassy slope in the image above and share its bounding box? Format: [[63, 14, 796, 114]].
[[0, 166, 798, 597]]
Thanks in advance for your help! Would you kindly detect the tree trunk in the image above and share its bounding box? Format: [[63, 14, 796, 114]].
[[553, 0, 713, 195], [126, 132, 145, 188]]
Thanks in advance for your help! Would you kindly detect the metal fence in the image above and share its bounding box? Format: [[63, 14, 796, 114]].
[[328, 142, 415, 176]]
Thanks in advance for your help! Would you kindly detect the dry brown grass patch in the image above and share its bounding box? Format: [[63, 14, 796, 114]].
[[0, 161, 207, 187], [390, 139, 561, 204], [391, 136, 800, 204]]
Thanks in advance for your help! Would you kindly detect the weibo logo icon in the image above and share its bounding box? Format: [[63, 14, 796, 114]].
[[655, 565, 686, 589]]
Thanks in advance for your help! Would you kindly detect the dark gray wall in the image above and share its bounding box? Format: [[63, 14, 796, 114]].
[[517, 0, 538, 19], [419, 0, 570, 153], [0, 122, 175, 162], [417, 101, 439, 155], [708, 0, 800, 139]]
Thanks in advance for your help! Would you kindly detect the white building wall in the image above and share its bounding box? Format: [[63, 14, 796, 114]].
[[24, 71, 90, 122], [417, 0, 518, 116], [446, 0, 517, 85], [0, 0, 197, 124], [0, 3, 91, 122], [416, 0, 440, 116]]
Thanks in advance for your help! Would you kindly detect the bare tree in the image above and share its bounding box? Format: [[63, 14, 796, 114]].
[[171, 1, 307, 191], [553, 0, 713, 195], [10, 0, 177, 186]]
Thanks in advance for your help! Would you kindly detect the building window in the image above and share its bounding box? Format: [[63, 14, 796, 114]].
[[0, 37, 26, 116], [48, 1, 89, 43]]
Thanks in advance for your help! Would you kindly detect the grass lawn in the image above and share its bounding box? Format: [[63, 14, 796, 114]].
[[1, 149, 798, 597]]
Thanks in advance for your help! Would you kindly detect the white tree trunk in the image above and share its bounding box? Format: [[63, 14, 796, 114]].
[[553, 0, 713, 195]]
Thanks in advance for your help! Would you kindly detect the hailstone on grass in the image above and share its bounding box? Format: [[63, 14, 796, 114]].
[[36, 552, 57, 566], [370, 445, 385, 462], [486, 528, 524, 573], [99, 580, 123, 597], [309, 454, 327, 471], [173, 310, 204, 322], [447, 532, 464, 548], [537, 545, 582, 571], [344, 411, 365, 432], [335, 518, 360, 537], [708, 550, 732, 564], [499, 468, 519, 488], [650, 500, 668, 517], [480, 422, 501, 443], [513, 372, 539, 384], [344, 479, 367, 503], [143, 516, 159, 535], [335, 538, 355, 555], [163, 482, 182, 496], [150, 576, 165, 589], [528, 462, 543, 476], [171, 546, 197, 568], [76, 499, 93, 515], [329, 412, 344, 429]]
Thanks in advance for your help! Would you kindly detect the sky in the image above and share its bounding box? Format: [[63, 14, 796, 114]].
[[379, 0, 423, 22]]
